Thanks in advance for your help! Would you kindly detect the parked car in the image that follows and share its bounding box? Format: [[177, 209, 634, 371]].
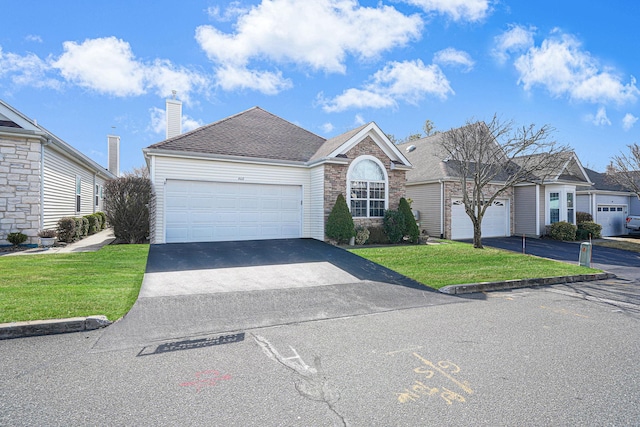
[[625, 215, 640, 231]]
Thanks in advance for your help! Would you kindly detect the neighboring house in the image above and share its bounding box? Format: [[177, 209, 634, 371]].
[[143, 104, 412, 244], [0, 100, 116, 245], [401, 128, 591, 240], [576, 168, 640, 236]]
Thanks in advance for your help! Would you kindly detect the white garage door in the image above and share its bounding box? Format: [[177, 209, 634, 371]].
[[451, 199, 509, 240], [165, 180, 302, 243], [597, 205, 627, 236]]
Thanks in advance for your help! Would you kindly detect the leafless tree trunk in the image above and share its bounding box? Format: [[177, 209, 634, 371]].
[[607, 143, 640, 198], [440, 114, 572, 248]]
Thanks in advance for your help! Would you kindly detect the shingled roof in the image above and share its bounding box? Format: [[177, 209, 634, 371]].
[[147, 106, 327, 163]]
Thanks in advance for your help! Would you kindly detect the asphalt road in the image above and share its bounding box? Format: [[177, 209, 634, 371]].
[[2, 285, 638, 425]]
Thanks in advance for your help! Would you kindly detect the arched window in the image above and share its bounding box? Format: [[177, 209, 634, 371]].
[[347, 156, 388, 218]]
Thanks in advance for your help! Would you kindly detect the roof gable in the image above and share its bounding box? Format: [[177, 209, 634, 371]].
[[312, 122, 411, 167], [147, 106, 327, 163]]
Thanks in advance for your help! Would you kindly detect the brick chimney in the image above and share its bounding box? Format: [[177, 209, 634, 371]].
[[166, 92, 182, 139], [107, 135, 120, 177]]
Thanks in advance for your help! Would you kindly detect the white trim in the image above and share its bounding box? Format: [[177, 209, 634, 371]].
[[535, 184, 540, 235], [346, 155, 389, 218], [545, 184, 576, 225]]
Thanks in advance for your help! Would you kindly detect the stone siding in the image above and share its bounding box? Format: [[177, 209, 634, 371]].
[[0, 136, 42, 245], [323, 136, 407, 239]]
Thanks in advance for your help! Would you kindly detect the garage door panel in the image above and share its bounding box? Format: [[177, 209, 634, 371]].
[[451, 198, 509, 240], [165, 180, 302, 243]]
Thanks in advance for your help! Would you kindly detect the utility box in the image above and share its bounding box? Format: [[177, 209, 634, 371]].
[[579, 242, 592, 267]]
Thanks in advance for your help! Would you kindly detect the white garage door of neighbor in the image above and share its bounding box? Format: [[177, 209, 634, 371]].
[[597, 205, 627, 236], [165, 180, 302, 243], [451, 199, 509, 240]]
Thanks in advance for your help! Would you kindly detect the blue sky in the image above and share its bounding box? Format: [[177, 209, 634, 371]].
[[1, 0, 638, 173]]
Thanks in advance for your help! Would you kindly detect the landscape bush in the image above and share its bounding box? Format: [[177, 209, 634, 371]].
[[7, 232, 28, 246], [576, 212, 593, 223], [367, 226, 389, 244], [57, 217, 77, 243], [85, 214, 100, 235], [104, 176, 151, 244], [383, 210, 406, 244], [548, 221, 577, 241], [96, 211, 107, 229], [576, 221, 602, 240], [325, 194, 355, 244], [354, 226, 370, 245], [398, 198, 420, 243]]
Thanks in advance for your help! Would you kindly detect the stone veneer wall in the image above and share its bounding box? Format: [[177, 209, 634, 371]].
[[442, 181, 514, 239], [0, 135, 42, 245], [323, 136, 407, 237]]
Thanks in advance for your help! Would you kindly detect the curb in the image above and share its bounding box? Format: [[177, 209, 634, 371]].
[[0, 315, 112, 340], [439, 272, 616, 295]]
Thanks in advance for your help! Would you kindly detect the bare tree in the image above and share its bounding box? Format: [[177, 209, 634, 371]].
[[607, 143, 640, 198], [123, 165, 150, 178], [441, 114, 572, 248]]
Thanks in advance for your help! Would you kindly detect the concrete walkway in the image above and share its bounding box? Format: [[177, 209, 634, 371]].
[[4, 228, 116, 256]]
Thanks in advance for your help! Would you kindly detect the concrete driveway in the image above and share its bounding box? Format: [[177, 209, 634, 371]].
[[93, 239, 456, 351]]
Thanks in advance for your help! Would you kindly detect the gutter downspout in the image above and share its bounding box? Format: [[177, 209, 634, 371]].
[[40, 138, 51, 231]]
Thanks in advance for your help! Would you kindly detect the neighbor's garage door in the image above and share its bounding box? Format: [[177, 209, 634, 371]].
[[596, 205, 627, 236], [165, 180, 302, 243], [451, 198, 509, 240]]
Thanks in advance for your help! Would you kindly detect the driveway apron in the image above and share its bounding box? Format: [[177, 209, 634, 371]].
[[481, 237, 640, 308], [93, 239, 456, 351]]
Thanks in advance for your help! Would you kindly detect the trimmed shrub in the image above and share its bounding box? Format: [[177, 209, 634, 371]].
[[549, 221, 577, 241], [354, 227, 370, 245], [398, 197, 420, 243], [383, 210, 406, 244], [38, 229, 57, 238], [73, 217, 84, 240], [576, 221, 602, 240], [85, 214, 99, 235], [80, 217, 89, 237], [367, 226, 389, 245], [325, 194, 355, 244], [105, 176, 151, 244], [576, 212, 593, 223], [57, 217, 76, 243], [7, 232, 28, 246], [96, 211, 107, 229]]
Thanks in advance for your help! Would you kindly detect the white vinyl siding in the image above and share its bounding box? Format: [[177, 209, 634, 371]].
[[309, 165, 325, 240], [514, 185, 538, 236], [150, 155, 316, 244], [42, 147, 107, 230], [406, 182, 441, 238]]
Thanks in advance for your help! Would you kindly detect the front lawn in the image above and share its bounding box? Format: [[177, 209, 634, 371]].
[[350, 241, 600, 289], [0, 245, 149, 323]]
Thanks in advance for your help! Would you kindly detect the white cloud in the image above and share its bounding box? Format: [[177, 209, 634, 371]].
[[587, 106, 611, 126], [0, 46, 60, 89], [492, 24, 536, 64], [622, 113, 638, 131], [321, 122, 334, 133], [206, 2, 249, 21], [400, 0, 491, 22], [214, 64, 292, 94], [25, 35, 43, 43], [51, 37, 209, 100], [354, 114, 366, 126], [195, 0, 422, 94], [433, 48, 474, 72], [320, 59, 453, 112], [514, 31, 639, 105], [149, 106, 204, 135]]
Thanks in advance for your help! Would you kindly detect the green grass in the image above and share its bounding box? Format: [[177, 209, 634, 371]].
[[350, 241, 600, 289], [0, 245, 149, 323]]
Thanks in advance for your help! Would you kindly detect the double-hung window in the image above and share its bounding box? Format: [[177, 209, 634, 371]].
[[348, 157, 387, 218], [75, 176, 82, 213]]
